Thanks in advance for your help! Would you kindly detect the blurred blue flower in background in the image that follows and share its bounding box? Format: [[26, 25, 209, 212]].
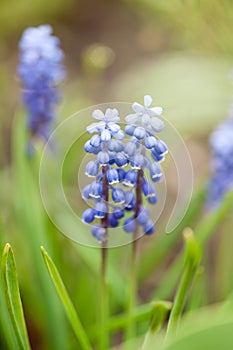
[[18, 25, 65, 142], [207, 117, 233, 208]]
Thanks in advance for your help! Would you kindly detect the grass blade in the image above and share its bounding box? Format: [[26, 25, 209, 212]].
[[137, 185, 206, 284], [152, 190, 233, 300], [40, 246, 92, 350], [2, 243, 31, 350], [12, 113, 69, 349], [165, 229, 201, 341], [0, 217, 19, 350], [141, 300, 172, 350]]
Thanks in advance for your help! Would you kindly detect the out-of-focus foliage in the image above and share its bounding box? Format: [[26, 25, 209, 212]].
[[125, 0, 233, 54], [112, 53, 232, 133], [0, 0, 71, 37]]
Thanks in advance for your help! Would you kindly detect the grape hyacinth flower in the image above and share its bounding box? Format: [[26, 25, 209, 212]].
[[207, 117, 233, 208], [18, 25, 65, 143], [124, 95, 168, 235], [82, 108, 126, 242], [82, 97, 167, 241]]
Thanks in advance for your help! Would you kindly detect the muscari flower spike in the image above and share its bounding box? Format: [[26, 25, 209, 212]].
[[82, 107, 127, 242], [207, 116, 233, 209], [18, 25, 65, 144], [123, 95, 168, 234], [82, 96, 168, 241]]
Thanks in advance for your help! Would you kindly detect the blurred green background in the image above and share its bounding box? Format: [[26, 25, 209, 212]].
[[1, 1, 233, 349], [1, 0, 233, 178]]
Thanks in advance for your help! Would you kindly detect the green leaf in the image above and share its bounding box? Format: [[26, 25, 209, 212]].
[[137, 185, 206, 284], [0, 217, 19, 350], [186, 266, 206, 312], [152, 190, 233, 300], [158, 298, 233, 349], [165, 322, 233, 350], [165, 229, 201, 341], [12, 112, 69, 349], [150, 300, 173, 333], [141, 301, 172, 350], [2, 243, 31, 350], [40, 246, 92, 350]]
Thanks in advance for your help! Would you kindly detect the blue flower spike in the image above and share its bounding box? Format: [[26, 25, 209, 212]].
[[18, 25, 65, 145], [82, 107, 126, 242], [82, 96, 167, 241], [207, 116, 233, 208], [124, 95, 168, 235]]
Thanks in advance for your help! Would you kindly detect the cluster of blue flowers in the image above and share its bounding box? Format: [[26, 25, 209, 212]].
[[207, 116, 233, 208], [18, 25, 65, 142], [82, 96, 168, 242], [82, 108, 125, 241]]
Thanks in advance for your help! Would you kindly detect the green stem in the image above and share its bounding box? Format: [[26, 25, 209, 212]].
[[125, 168, 143, 343], [186, 266, 205, 312], [126, 237, 137, 341], [88, 302, 152, 341], [165, 229, 201, 341], [166, 264, 191, 338], [89, 300, 172, 343], [99, 243, 108, 350], [99, 165, 109, 350], [138, 184, 206, 284]]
